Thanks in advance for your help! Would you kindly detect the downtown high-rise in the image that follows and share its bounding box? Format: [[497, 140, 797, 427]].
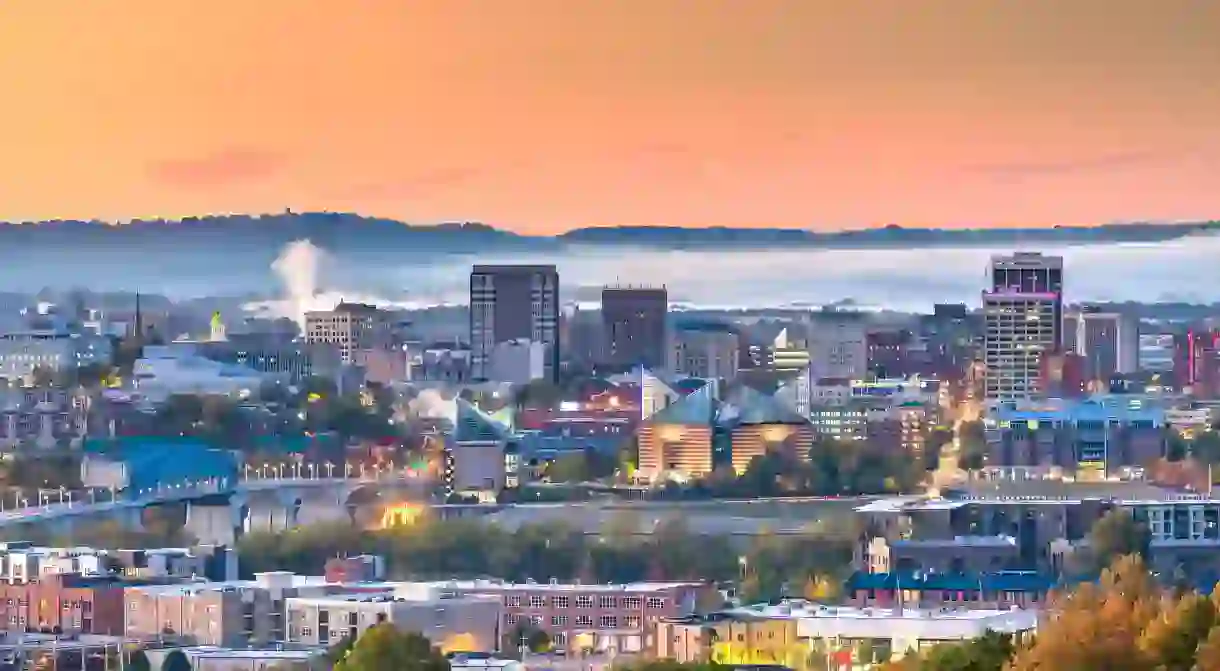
[[469, 265, 560, 382], [983, 252, 1063, 401]]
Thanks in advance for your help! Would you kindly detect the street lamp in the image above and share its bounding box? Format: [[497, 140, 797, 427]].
[[308, 463, 317, 480], [325, 462, 335, 479]]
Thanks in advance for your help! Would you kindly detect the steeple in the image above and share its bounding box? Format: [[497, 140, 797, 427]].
[[134, 291, 144, 341]]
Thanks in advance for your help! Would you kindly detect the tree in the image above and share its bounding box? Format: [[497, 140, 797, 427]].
[[1080, 508, 1151, 574], [160, 650, 191, 671], [1008, 555, 1160, 671], [326, 635, 357, 666], [335, 624, 449, 671], [957, 420, 987, 471], [505, 623, 552, 655], [127, 650, 151, 671], [546, 453, 590, 483], [513, 380, 563, 409], [891, 630, 1015, 671]]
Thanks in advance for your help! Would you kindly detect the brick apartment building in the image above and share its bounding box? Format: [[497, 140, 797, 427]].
[[0, 574, 129, 634], [426, 580, 718, 654]]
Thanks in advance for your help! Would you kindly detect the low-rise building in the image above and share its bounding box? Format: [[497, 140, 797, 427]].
[[657, 601, 1037, 668], [153, 647, 327, 671], [844, 571, 1053, 610], [0, 543, 236, 585], [285, 585, 500, 652], [418, 579, 717, 655], [0, 573, 131, 634], [984, 396, 1165, 478], [0, 329, 112, 381], [124, 572, 332, 647]]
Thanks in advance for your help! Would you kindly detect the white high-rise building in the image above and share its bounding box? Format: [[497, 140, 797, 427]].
[[983, 252, 1064, 401]]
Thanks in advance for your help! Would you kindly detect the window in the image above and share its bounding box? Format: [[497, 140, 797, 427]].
[[552, 595, 570, 609], [622, 597, 642, 609], [529, 595, 546, 608], [624, 616, 641, 629], [576, 616, 593, 627], [598, 596, 617, 608], [552, 615, 568, 626], [599, 616, 618, 629], [576, 595, 594, 609], [301, 627, 313, 638], [553, 632, 567, 646], [505, 595, 522, 608], [646, 597, 666, 609], [505, 614, 519, 625], [530, 616, 543, 627]]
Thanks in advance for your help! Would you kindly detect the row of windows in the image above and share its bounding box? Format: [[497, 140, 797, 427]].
[[505, 613, 642, 629], [504, 594, 664, 610]]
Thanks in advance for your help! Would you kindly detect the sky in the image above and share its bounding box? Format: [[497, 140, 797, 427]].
[[1, 0, 1218, 233]]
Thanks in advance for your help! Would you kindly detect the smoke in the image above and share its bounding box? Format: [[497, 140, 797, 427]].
[[409, 389, 458, 422], [271, 239, 324, 328]]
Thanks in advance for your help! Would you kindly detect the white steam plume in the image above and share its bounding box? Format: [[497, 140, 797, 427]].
[[271, 239, 324, 329], [409, 389, 458, 422]]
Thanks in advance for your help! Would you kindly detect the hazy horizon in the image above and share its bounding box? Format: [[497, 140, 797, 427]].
[[8, 235, 1220, 315]]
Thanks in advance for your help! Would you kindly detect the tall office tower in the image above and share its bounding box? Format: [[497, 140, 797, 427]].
[[600, 286, 668, 371], [1071, 307, 1139, 381], [469, 265, 560, 382], [983, 252, 1064, 401]]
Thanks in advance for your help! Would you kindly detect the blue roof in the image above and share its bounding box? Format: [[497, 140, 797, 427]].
[[86, 437, 238, 494], [452, 398, 510, 443], [719, 385, 810, 426], [845, 571, 1056, 593], [990, 397, 1164, 423], [648, 384, 719, 426]]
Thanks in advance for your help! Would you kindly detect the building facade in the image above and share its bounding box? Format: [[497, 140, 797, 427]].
[[806, 313, 868, 380], [1071, 309, 1139, 382], [983, 397, 1164, 478], [304, 303, 390, 365], [983, 252, 1064, 401], [470, 265, 560, 382], [600, 287, 668, 371], [669, 323, 739, 381]]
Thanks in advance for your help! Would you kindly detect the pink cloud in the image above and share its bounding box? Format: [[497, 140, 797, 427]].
[[148, 148, 285, 187]]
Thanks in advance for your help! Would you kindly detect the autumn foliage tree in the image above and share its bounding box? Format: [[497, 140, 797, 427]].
[[888, 554, 1220, 671]]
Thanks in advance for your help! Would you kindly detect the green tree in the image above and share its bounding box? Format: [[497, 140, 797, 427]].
[[127, 650, 151, 671], [907, 630, 1015, 671], [957, 420, 987, 471], [546, 453, 590, 483], [326, 635, 357, 666], [336, 624, 449, 671], [1080, 508, 1151, 574], [1193, 431, 1220, 465], [513, 380, 563, 409], [160, 650, 192, 671], [505, 623, 552, 655]]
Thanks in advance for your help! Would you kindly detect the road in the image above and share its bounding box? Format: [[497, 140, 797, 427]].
[[930, 394, 981, 493]]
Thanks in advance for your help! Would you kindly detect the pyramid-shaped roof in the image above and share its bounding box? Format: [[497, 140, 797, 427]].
[[719, 384, 810, 427], [453, 398, 510, 443], [646, 383, 719, 426]]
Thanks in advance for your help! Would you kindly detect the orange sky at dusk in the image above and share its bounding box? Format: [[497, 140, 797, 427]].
[[1, 0, 1218, 233]]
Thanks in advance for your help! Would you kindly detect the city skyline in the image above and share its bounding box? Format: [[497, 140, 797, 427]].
[[1, 0, 1218, 233]]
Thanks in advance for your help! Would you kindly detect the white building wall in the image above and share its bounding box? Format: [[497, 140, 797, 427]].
[[487, 339, 546, 384]]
